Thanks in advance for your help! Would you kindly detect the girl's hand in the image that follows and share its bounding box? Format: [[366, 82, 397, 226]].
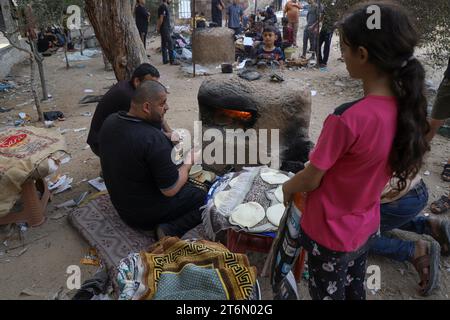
[[282, 181, 294, 207]]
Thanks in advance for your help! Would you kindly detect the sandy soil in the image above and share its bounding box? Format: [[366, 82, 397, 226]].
[[0, 33, 449, 300]]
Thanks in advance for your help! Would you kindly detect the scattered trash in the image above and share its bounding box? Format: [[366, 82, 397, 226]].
[[0, 82, 15, 91], [423, 170, 431, 176], [56, 192, 89, 209], [84, 89, 94, 94], [270, 73, 284, 83], [81, 112, 92, 117], [47, 94, 53, 99], [334, 80, 346, 87], [14, 120, 25, 127], [44, 121, 55, 128], [398, 268, 405, 276], [88, 177, 107, 192], [0, 107, 12, 113], [44, 111, 65, 121], [238, 70, 261, 81], [18, 112, 29, 120], [65, 49, 101, 62], [51, 287, 70, 300], [57, 128, 70, 135], [48, 175, 73, 194], [72, 64, 86, 69], [87, 73, 93, 77], [311, 90, 317, 97], [74, 128, 87, 133], [79, 95, 104, 104], [80, 248, 101, 266], [182, 65, 210, 76]]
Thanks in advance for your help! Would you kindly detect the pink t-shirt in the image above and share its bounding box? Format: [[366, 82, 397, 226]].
[[301, 95, 398, 252]]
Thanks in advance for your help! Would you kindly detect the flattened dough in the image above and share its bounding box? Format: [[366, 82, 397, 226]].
[[266, 203, 286, 227], [274, 185, 284, 203], [230, 202, 266, 228], [214, 191, 231, 209], [260, 168, 289, 185]]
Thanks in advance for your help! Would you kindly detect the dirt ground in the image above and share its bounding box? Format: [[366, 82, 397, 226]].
[[0, 33, 449, 300]]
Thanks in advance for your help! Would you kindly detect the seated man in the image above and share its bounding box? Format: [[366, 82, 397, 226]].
[[370, 176, 450, 296], [87, 63, 160, 156], [98, 80, 206, 238], [255, 25, 285, 66]]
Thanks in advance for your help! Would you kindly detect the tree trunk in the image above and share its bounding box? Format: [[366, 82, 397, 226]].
[[85, 0, 148, 81], [29, 38, 48, 101], [63, 35, 70, 69], [79, 29, 84, 55], [29, 54, 44, 122]]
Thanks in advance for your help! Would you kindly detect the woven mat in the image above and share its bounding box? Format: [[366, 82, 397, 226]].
[[68, 194, 156, 271]]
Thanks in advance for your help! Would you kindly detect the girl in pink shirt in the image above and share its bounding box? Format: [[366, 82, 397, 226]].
[[282, 2, 430, 300]]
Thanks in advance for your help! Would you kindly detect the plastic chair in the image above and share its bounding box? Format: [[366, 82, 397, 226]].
[[0, 178, 50, 227], [226, 228, 306, 282]]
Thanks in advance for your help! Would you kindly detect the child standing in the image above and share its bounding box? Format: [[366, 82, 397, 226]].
[[256, 26, 285, 65], [282, 2, 430, 300], [281, 17, 294, 49]]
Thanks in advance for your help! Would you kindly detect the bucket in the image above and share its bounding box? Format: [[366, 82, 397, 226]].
[[284, 47, 295, 60], [221, 63, 233, 73]]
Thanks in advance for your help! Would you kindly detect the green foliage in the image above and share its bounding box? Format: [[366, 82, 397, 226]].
[[326, 0, 449, 62], [16, 0, 85, 28]]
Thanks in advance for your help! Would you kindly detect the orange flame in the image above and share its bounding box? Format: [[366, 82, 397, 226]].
[[217, 109, 252, 121]]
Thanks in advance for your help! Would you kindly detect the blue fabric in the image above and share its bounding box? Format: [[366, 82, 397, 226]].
[[370, 180, 429, 262], [227, 4, 243, 28]]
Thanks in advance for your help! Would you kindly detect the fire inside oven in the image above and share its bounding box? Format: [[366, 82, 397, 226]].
[[210, 107, 257, 128]]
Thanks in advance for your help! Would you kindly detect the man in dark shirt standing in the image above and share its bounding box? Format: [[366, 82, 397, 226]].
[[87, 63, 160, 156], [135, 0, 150, 49], [99, 81, 205, 238], [211, 0, 225, 27], [157, 0, 180, 65]]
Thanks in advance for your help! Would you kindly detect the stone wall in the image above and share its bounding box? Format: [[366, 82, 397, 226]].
[[0, 41, 28, 80]]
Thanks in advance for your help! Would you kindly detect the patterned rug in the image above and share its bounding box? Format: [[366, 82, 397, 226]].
[[69, 194, 156, 272], [118, 237, 258, 300]]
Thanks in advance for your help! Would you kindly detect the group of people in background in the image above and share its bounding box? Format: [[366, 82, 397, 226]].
[[121, 1, 450, 299]]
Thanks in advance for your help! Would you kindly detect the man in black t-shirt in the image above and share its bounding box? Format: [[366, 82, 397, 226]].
[[135, 0, 150, 49], [157, 0, 180, 65], [211, 0, 225, 27], [99, 80, 205, 238], [87, 63, 160, 156]]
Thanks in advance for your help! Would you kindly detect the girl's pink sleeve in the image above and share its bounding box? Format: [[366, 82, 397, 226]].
[[309, 115, 356, 171]]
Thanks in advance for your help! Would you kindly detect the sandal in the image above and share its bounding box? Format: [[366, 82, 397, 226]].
[[411, 242, 440, 296], [441, 164, 450, 182], [434, 220, 450, 256], [430, 195, 450, 215]]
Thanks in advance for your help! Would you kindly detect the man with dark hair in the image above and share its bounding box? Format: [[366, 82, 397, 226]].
[[135, 0, 150, 49], [87, 63, 161, 156], [99, 80, 205, 238], [157, 0, 180, 65], [226, 0, 243, 36]]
